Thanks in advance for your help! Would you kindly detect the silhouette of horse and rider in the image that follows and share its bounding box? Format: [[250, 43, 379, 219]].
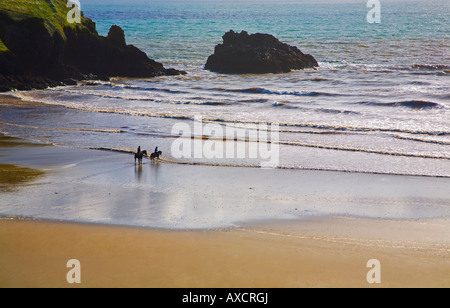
[[135, 146, 162, 163]]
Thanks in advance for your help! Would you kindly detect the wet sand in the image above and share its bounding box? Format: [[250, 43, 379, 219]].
[[0, 164, 44, 192], [0, 95, 449, 287], [1, 128, 449, 230]]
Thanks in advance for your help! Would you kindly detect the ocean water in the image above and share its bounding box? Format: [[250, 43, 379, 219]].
[[1, 0, 450, 176]]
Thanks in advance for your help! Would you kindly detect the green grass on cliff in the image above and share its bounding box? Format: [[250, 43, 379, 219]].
[[0, 0, 84, 39], [0, 38, 8, 52]]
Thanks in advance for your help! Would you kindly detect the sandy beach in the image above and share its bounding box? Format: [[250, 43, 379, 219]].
[[0, 217, 448, 288], [2, 0, 450, 290], [1, 95, 449, 288]]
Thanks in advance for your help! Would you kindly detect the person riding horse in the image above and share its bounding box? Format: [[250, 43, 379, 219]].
[[135, 146, 160, 163], [135, 146, 146, 163], [151, 147, 162, 161]]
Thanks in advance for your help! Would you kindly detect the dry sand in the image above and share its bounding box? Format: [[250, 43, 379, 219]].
[[0, 217, 448, 288]]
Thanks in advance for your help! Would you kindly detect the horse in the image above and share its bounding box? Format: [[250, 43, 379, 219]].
[[135, 150, 147, 164], [150, 150, 162, 161]]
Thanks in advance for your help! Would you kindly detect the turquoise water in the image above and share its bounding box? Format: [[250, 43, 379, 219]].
[[82, 0, 449, 67], [1, 0, 449, 176]]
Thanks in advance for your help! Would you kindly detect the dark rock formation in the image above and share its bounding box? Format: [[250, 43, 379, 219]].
[[107, 25, 126, 47], [205, 30, 318, 74], [0, 0, 186, 92], [63, 23, 182, 79]]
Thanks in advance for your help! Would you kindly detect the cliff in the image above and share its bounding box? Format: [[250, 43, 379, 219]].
[[0, 0, 185, 92]]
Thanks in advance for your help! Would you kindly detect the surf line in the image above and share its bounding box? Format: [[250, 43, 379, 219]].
[[0, 121, 124, 133]]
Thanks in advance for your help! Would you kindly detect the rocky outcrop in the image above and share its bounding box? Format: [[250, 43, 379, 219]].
[[0, 0, 185, 92], [205, 30, 318, 74], [63, 22, 184, 78]]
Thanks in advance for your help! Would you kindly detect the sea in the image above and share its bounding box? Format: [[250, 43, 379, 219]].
[[1, 0, 449, 177]]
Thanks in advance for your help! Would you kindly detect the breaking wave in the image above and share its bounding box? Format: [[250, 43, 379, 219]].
[[214, 87, 344, 97], [357, 100, 443, 110]]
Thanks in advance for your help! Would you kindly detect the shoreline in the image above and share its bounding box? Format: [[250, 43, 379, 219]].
[[1, 96, 449, 287], [2, 214, 449, 250]]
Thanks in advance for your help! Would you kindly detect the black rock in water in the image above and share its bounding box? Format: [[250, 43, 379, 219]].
[[205, 30, 318, 74]]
